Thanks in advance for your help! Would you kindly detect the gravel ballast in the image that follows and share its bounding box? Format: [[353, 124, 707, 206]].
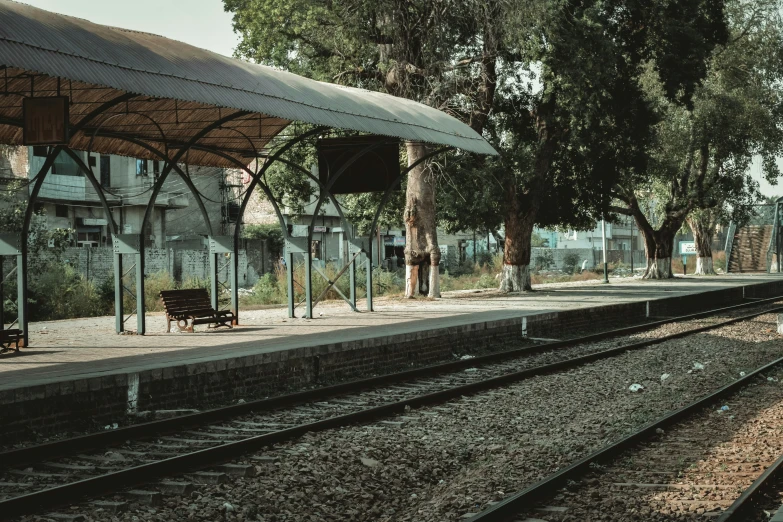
[[23, 313, 783, 522]]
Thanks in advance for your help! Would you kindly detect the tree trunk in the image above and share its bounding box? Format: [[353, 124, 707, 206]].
[[499, 185, 535, 292], [644, 228, 676, 279], [628, 202, 678, 280], [404, 142, 440, 298], [686, 215, 716, 275]]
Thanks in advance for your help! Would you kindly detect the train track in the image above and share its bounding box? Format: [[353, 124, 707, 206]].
[[1, 297, 782, 520], [464, 340, 783, 521]]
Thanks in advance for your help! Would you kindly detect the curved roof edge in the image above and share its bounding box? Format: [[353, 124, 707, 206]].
[[0, 1, 497, 156]]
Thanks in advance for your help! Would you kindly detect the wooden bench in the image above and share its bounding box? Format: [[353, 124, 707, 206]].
[[159, 289, 235, 333], [0, 328, 22, 354]]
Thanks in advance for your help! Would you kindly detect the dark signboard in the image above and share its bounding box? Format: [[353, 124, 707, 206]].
[[23, 96, 70, 145], [317, 135, 400, 194]]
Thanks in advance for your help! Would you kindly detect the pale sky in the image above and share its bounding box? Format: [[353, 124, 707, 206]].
[[18, 1, 783, 200], [20, 0, 240, 58]]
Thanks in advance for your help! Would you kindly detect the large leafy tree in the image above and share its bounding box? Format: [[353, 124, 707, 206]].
[[442, 0, 727, 290], [685, 0, 783, 274], [611, 0, 782, 278], [224, 0, 505, 297]]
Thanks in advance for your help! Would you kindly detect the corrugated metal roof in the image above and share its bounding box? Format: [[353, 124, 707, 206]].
[[0, 1, 496, 156]]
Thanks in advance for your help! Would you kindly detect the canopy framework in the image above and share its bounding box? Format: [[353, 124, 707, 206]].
[[0, 0, 495, 345]]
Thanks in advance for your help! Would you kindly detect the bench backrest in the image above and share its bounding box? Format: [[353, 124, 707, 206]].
[[160, 289, 214, 315]]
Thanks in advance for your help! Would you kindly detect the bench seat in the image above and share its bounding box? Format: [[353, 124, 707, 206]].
[[160, 289, 235, 332], [0, 328, 22, 354]]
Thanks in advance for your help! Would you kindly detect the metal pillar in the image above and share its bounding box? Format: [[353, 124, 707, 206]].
[[16, 249, 25, 344], [113, 235, 144, 334], [113, 251, 123, 333], [286, 250, 295, 318], [209, 252, 219, 309], [285, 237, 310, 318], [348, 237, 369, 311], [136, 241, 145, 334], [349, 255, 357, 310], [303, 246, 313, 319], [208, 237, 234, 311]]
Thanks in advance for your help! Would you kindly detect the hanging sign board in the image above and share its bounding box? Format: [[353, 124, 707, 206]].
[[679, 241, 697, 255], [23, 96, 70, 145], [393, 236, 406, 247], [313, 225, 327, 233]]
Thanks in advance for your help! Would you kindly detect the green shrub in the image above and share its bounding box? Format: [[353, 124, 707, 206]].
[[24, 263, 109, 321], [562, 252, 581, 275], [533, 250, 554, 272]]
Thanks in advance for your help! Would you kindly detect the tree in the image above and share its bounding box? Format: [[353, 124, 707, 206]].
[[685, 0, 783, 275], [441, 0, 724, 291], [610, 1, 783, 278], [224, 0, 505, 298]]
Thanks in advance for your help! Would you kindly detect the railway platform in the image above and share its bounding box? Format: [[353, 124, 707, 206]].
[[2, 273, 782, 440]]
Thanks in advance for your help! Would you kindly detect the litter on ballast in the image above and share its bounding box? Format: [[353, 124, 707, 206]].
[[628, 383, 644, 392], [693, 362, 705, 371], [660, 373, 671, 382]]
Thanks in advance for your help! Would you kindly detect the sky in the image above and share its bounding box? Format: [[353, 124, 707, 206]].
[[21, 0, 240, 58], [18, 1, 783, 200]]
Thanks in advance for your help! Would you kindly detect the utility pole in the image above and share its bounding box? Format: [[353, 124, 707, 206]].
[[602, 217, 609, 283]]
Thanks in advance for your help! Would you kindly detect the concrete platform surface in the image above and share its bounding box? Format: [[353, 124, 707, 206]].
[[1, 273, 780, 391]]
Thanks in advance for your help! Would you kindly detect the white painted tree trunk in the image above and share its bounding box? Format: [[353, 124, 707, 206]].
[[428, 266, 440, 298], [693, 256, 715, 275], [405, 264, 419, 299], [643, 257, 672, 279], [498, 264, 530, 292]]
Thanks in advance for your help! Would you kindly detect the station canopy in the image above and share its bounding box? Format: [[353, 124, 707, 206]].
[[0, 0, 497, 167]]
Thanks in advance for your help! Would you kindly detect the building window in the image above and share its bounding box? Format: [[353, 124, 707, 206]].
[[100, 156, 111, 187], [51, 150, 80, 176], [32, 146, 48, 157], [136, 159, 148, 177], [153, 161, 160, 178], [55, 205, 68, 218], [88, 156, 97, 167]]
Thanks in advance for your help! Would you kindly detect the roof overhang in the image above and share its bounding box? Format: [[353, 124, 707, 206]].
[[0, 1, 497, 167]]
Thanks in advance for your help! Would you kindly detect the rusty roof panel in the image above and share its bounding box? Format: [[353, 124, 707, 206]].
[[0, 1, 496, 156]]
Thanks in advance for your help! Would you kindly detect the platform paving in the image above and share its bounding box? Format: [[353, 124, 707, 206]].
[[1, 273, 780, 392]]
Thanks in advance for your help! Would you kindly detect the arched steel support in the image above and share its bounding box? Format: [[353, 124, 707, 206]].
[[94, 132, 214, 236], [16, 146, 62, 346], [266, 157, 362, 312], [232, 127, 328, 320], [18, 92, 138, 345], [303, 139, 399, 314], [97, 134, 226, 314], [185, 143, 307, 316], [364, 146, 453, 311], [126, 110, 251, 334]]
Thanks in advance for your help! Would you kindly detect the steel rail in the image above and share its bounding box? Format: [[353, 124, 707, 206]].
[[465, 339, 783, 521], [0, 301, 780, 518], [714, 454, 783, 521], [1, 295, 781, 473]]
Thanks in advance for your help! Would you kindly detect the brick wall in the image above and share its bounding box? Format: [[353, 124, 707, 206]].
[[25, 246, 258, 287], [531, 247, 597, 270]]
